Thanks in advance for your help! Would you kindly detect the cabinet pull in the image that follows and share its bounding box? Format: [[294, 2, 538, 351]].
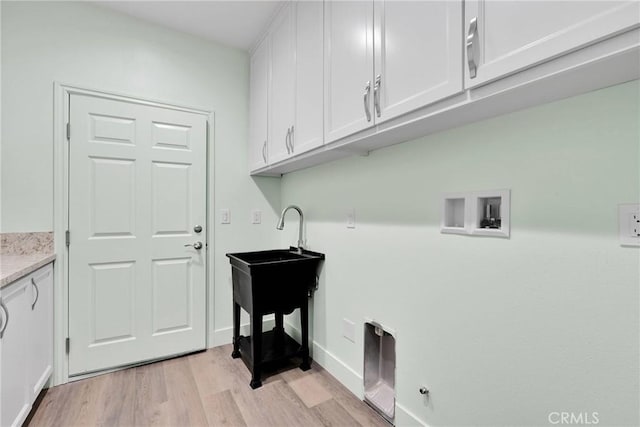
[[285, 128, 291, 154], [31, 277, 40, 310], [374, 75, 381, 118], [466, 17, 478, 79], [363, 81, 372, 122], [0, 300, 8, 339], [262, 141, 267, 163], [290, 125, 294, 153]]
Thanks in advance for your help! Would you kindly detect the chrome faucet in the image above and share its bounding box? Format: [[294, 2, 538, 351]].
[[277, 205, 304, 252]]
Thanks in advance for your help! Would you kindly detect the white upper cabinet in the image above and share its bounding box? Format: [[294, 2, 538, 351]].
[[373, 0, 463, 123], [324, 0, 375, 144], [249, 37, 269, 172], [268, 4, 296, 164], [464, 0, 640, 88], [293, 1, 324, 155]]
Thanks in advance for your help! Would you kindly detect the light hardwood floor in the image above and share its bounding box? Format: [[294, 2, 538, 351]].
[[27, 345, 389, 427]]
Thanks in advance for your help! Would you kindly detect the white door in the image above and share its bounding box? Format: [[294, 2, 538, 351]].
[[28, 265, 53, 399], [269, 4, 296, 163], [68, 93, 207, 376], [249, 37, 270, 172], [293, 0, 324, 155], [374, 0, 463, 123], [0, 279, 31, 427], [324, 0, 375, 143], [464, 0, 640, 88]]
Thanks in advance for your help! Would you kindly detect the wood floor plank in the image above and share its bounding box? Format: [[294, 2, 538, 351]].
[[161, 357, 209, 426], [312, 399, 362, 427], [200, 389, 247, 427], [288, 374, 333, 408], [96, 368, 137, 426], [133, 362, 169, 426]]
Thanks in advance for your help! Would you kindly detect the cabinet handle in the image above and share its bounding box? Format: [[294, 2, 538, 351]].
[[0, 300, 8, 339], [262, 141, 267, 163], [374, 75, 381, 118], [285, 128, 291, 154], [363, 81, 372, 122], [466, 17, 478, 79], [290, 125, 294, 153], [31, 277, 40, 310]]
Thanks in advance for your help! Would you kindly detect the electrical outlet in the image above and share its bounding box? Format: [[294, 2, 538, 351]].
[[630, 213, 640, 237], [618, 204, 640, 246], [347, 208, 356, 229], [252, 210, 262, 224], [220, 209, 231, 224], [342, 318, 355, 343]]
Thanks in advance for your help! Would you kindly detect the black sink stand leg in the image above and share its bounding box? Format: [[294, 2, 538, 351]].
[[299, 301, 311, 371], [231, 302, 241, 358], [249, 312, 263, 389]]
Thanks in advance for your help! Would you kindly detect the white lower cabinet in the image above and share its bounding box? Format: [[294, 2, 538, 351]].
[[0, 263, 54, 427]]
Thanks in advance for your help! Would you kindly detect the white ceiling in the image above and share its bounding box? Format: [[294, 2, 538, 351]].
[[94, 1, 283, 51]]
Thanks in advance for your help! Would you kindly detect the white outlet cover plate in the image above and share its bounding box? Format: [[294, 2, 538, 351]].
[[342, 318, 356, 342], [618, 203, 640, 246]]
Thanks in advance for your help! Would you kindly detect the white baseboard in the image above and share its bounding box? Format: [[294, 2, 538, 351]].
[[210, 317, 276, 347], [285, 322, 427, 427]]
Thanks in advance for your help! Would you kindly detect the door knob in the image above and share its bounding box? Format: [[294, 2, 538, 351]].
[[185, 241, 203, 250]]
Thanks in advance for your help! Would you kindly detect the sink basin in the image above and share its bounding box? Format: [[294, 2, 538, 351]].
[[226, 248, 325, 312]]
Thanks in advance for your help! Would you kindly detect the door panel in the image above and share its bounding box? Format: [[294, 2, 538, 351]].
[[375, 0, 463, 122], [249, 37, 270, 172], [294, 1, 324, 155], [29, 265, 54, 399], [324, 0, 375, 143], [68, 93, 207, 376], [269, 4, 296, 163], [465, 0, 640, 87]]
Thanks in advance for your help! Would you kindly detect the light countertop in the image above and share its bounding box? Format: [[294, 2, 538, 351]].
[[0, 253, 56, 289]]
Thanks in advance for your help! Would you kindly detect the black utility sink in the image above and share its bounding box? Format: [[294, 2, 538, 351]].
[[226, 247, 325, 389]]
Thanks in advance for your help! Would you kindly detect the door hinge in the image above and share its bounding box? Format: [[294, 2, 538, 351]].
[[65, 230, 70, 247], [66, 122, 71, 141], [65, 337, 70, 354]]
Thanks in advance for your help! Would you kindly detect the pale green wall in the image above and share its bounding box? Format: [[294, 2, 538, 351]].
[[0, 1, 281, 346], [281, 80, 640, 426]]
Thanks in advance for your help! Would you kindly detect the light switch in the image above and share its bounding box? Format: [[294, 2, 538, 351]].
[[347, 208, 356, 229], [221, 209, 230, 224]]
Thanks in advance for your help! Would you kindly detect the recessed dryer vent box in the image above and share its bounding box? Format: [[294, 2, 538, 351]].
[[364, 321, 395, 424], [441, 189, 510, 238]]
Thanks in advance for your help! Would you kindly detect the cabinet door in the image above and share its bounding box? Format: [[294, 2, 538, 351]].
[[269, 4, 296, 164], [293, 1, 324, 155], [464, 0, 640, 88], [249, 37, 270, 172], [374, 1, 463, 123], [0, 279, 31, 427], [324, 0, 375, 143], [29, 264, 53, 400]]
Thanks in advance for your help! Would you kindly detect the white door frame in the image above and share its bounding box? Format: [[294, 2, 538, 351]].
[[53, 83, 214, 385]]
